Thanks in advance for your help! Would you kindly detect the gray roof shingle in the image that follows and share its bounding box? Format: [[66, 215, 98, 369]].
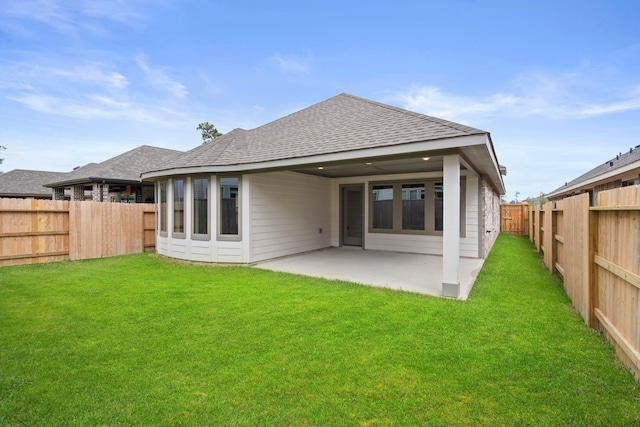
[[0, 169, 70, 197], [47, 145, 183, 186], [550, 145, 640, 194], [152, 93, 487, 172]]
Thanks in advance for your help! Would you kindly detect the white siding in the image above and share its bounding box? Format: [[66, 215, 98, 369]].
[[217, 241, 243, 263], [154, 169, 487, 263], [250, 171, 332, 262], [190, 240, 212, 262], [157, 235, 168, 255]]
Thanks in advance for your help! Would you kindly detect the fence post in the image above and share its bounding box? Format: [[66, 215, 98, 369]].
[[588, 209, 599, 329], [551, 208, 555, 272], [529, 205, 534, 244]]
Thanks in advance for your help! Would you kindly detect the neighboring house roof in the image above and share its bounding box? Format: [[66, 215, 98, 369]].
[[144, 93, 504, 193], [0, 169, 70, 198], [46, 145, 183, 187], [548, 145, 640, 198]]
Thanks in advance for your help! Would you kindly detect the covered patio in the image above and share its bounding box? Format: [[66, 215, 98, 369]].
[[254, 247, 485, 300]]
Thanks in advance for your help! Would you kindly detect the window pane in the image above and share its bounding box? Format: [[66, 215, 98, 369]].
[[434, 183, 443, 231], [220, 177, 239, 235], [372, 185, 393, 229], [193, 178, 208, 235], [159, 182, 167, 232], [402, 184, 424, 230], [173, 179, 185, 233]]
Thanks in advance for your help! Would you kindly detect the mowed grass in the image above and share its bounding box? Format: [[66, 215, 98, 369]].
[[1, 234, 639, 426]]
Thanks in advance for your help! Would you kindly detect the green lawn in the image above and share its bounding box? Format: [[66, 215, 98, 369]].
[[1, 234, 639, 426]]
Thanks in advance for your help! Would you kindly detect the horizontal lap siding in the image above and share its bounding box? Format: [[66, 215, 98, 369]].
[[218, 241, 243, 263], [251, 172, 331, 262], [190, 240, 212, 262], [169, 239, 188, 260], [157, 235, 168, 254], [366, 233, 443, 254]]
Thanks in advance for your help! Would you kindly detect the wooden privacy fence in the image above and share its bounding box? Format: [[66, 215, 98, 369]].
[[530, 186, 640, 381], [0, 198, 155, 267], [500, 203, 530, 236]]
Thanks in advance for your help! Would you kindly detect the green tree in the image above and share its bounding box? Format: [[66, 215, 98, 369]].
[[197, 122, 222, 143]]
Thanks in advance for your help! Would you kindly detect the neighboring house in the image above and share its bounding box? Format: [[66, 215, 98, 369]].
[[45, 145, 182, 203], [548, 145, 640, 203], [141, 93, 506, 297], [0, 169, 70, 199]]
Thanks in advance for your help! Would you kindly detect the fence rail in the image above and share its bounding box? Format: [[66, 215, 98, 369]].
[[0, 198, 155, 267], [529, 186, 640, 382]]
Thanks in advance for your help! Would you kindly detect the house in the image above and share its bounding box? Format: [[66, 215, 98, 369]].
[[45, 145, 182, 203], [141, 93, 506, 297], [0, 169, 70, 199], [547, 145, 640, 203]]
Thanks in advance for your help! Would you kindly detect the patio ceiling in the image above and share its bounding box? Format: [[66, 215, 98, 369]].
[[294, 154, 451, 178], [303, 144, 501, 193], [291, 143, 500, 186]]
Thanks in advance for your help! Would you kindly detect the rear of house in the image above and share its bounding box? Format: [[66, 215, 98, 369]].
[[143, 94, 505, 296]]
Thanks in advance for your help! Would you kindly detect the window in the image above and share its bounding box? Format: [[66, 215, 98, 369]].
[[402, 184, 425, 231], [193, 178, 208, 236], [434, 183, 443, 231], [159, 181, 167, 233], [369, 179, 464, 235], [173, 179, 185, 234], [372, 185, 393, 229], [220, 177, 239, 236]]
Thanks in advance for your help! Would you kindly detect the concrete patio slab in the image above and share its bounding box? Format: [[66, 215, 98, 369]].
[[253, 247, 485, 300]]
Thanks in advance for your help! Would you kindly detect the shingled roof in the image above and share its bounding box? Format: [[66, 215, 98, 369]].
[[0, 169, 70, 198], [46, 145, 182, 187], [548, 145, 640, 197], [150, 93, 488, 172]]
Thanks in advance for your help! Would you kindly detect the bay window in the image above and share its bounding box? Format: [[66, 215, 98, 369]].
[[219, 177, 240, 237], [159, 181, 167, 234], [193, 177, 209, 237], [173, 179, 185, 235]]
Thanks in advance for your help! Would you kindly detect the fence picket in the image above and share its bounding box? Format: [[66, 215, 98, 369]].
[[0, 198, 155, 266], [527, 186, 640, 382]]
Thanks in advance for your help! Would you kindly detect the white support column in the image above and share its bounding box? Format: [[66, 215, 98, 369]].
[[241, 174, 251, 262], [442, 154, 461, 297]]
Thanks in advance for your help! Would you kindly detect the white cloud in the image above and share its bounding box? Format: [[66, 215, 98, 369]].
[[136, 56, 189, 98], [1, 55, 191, 124], [0, 60, 128, 91], [397, 86, 521, 121], [8, 92, 188, 125], [269, 53, 312, 74], [0, 0, 167, 36], [52, 64, 129, 89], [394, 71, 640, 123]]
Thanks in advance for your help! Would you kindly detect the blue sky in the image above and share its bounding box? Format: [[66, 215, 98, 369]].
[[1, 0, 639, 200]]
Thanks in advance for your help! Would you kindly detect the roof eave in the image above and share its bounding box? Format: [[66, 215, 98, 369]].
[[45, 177, 148, 188], [141, 134, 500, 181], [547, 160, 640, 199]]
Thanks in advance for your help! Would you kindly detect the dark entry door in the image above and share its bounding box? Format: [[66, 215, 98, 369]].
[[342, 186, 363, 246]]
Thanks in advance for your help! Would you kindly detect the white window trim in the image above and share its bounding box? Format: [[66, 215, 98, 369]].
[[217, 175, 242, 242]]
